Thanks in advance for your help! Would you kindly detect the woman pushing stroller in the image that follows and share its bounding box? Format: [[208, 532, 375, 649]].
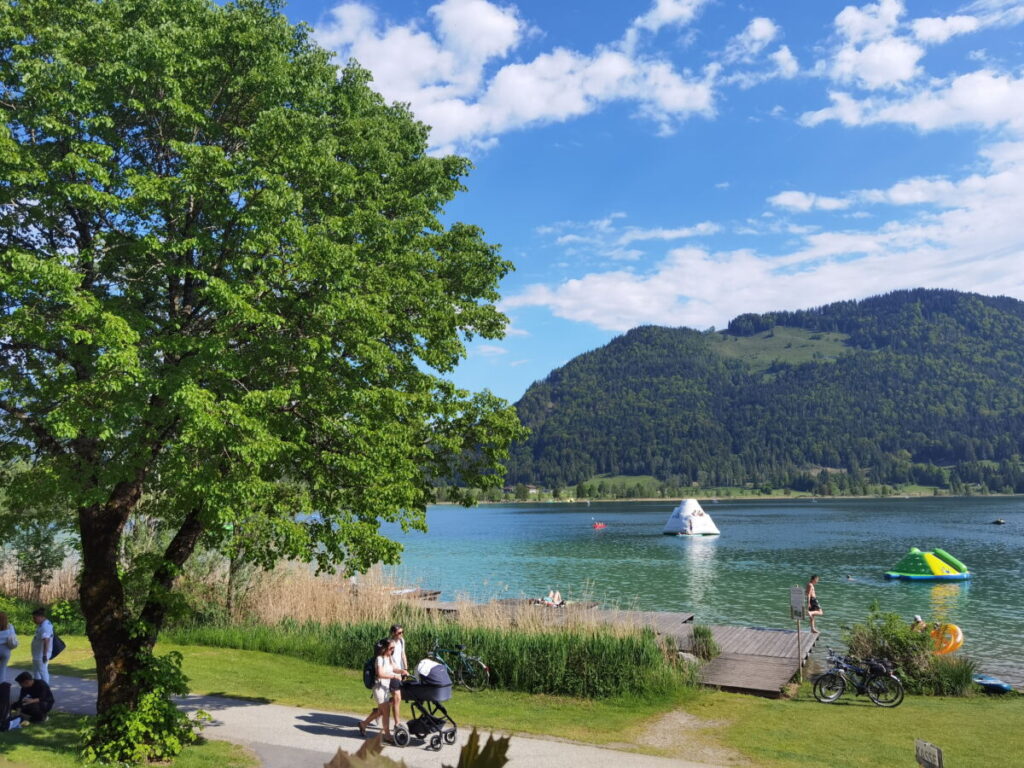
[[358, 635, 406, 742]]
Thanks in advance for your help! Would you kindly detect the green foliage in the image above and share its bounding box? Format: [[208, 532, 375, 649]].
[[166, 620, 685, 699], [81, 649, 209, 765], [923, 655, 979, 697], [0, 593, 34, 629], [11, 518, 70, 603], [690, 624, 720, 661], [509, 289, 1024, 490], [844, 603, 933, 692], [1, 0, 524, 757], [48, 598, 86, 634]]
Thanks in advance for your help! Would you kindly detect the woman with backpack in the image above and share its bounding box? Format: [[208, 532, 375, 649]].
[[358, 639, 402, 742]]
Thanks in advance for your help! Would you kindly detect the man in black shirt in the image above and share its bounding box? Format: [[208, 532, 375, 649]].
[[13, 671, 54, 723]]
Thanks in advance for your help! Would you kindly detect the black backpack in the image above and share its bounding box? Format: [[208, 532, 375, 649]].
[[363, 638, 388, 689]]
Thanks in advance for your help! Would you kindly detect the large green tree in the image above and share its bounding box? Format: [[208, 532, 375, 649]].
[[0, 0, 522, 753]]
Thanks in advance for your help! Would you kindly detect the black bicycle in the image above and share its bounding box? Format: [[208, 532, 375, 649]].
[[429, 639, 491, 692], [813, 649, 904, 707]]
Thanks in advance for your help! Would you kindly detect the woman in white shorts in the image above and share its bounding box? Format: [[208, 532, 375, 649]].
[[358, 640, 401, 742]]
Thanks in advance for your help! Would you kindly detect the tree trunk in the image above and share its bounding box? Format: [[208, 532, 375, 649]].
[[77, 480, 145, 714]]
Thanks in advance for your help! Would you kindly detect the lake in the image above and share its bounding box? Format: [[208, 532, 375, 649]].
[[383, 496, 1024, 686]]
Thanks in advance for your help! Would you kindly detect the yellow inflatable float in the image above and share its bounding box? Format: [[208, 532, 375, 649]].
[[931, 623, 964, 655]]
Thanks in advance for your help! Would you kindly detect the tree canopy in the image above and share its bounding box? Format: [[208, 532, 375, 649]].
[[0, 0, 523, 757]]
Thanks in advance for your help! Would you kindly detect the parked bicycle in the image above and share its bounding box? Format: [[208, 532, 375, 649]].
[[813, 648, 904, 707], [429, 639, 491, 692]]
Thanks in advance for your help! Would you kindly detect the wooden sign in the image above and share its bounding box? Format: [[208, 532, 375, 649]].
[[915, 739, 943, 768], [790, 586, 806, 620]]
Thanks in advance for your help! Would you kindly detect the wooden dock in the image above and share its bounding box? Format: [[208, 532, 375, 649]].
[[676, 624, 819, 697]]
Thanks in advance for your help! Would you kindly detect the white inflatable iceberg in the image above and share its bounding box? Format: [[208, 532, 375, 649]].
[[662, 499, 720, 536]]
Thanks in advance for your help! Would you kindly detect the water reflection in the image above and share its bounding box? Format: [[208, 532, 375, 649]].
[[682, 536, 718, 606], [929, 581, 968, 623]]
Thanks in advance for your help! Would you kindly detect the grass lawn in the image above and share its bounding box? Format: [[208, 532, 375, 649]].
[[700, 682, 1023, 768], [0, 713, 257, 768], [20, 639, 1022, 766]]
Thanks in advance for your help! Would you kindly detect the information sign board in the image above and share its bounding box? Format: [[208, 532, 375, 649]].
[[790, 586, 806, 620], [915, 739, 943, 768]]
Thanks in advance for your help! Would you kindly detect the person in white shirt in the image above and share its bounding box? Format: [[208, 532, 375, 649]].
[[387, 625, 408, 726], [30, 609, 53, 684], [0, 612, 17, 683]]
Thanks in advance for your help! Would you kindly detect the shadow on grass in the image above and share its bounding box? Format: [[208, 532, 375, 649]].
[[48, 663, 94, 679], [0, 711, 83, 760]]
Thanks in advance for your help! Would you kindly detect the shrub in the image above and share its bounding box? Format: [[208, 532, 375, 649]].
[[80, 649, 208, 765], [924, 655, 978, 696], [690, 625, 720, 661], [844, 602, 932, 692]]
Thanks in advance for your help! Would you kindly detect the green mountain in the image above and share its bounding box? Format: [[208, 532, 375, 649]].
[[507, 289, 1024, 494]]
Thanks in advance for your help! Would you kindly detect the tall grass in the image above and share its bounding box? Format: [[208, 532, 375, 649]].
[[924, 655, 978, 696], [165, 618, 686, 699], [690, 624, 720, 661]]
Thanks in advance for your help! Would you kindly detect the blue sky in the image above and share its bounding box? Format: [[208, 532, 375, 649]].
[[282, 0, 1024, 403]]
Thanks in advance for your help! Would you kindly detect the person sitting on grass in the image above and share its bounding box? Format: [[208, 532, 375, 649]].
[[12, 671, 53, 724]]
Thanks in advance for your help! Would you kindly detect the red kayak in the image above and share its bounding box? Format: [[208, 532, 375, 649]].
[[592, 522, 607, 529]]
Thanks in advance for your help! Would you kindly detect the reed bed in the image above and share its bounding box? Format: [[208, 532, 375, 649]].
[[0, 561, 79, 605], [165, 618, 685, 699]]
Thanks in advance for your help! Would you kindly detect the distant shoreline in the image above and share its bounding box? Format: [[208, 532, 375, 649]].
[[451, 491, 1021, 505]]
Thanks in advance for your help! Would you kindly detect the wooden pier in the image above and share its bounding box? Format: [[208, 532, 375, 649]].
[[402, 597, 814, 697], [676, 624, 819, 697]]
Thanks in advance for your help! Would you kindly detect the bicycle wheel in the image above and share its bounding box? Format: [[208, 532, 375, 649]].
[[813, 673, 845, 703], [867, 675, 904, 708], [459, 657, 490, 691]]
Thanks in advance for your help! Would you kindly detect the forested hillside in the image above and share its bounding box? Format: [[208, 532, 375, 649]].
[[506, 289, 1024, 493]]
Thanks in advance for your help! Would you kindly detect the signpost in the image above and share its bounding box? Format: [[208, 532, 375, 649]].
[[915, 739, 943, 768], [790, 586, 806, 682]]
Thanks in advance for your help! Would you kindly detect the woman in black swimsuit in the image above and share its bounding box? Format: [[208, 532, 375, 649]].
[[806, 574, 823, 633]]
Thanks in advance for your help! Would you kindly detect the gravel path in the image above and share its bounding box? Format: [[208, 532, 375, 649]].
[[27, 671, 727, 768]]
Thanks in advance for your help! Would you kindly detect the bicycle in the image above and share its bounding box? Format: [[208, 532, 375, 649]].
[[429, 638, 491, 692], [813, 648, 904, 707]]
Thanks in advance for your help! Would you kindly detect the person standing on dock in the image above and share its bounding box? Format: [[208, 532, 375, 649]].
[[806, 575, 823, 633]]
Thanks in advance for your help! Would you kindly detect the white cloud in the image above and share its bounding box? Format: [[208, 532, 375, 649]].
[[770, 46, 799, 79], [630, 0, 711, 34], [476, 344, 508, 356], [724, 17, 779, 63], [316, 0, 718, 151], [831, 36, 924, 89], [801, 69, 1024, 132], [834, 0, 905, 44], [507, 140, 1024, 331], [617, 221, 720, 244], [912, 15, 981, 43], [430, 0, 523, 62], [768, 191, 851, 211]]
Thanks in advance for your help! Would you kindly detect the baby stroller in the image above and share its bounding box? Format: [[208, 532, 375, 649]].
[[392, 659, 457, 750]]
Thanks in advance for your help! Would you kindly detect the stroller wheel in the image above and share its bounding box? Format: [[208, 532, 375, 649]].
[[392, 725, 410, 747], [443, 727, 457, 745], [429, 735, 443, 751]]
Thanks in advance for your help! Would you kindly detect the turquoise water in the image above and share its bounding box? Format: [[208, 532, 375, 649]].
[[383, 496, 1024, 685]]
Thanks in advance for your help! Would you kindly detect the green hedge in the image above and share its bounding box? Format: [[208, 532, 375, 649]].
[[164, 619, 683, 699]]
